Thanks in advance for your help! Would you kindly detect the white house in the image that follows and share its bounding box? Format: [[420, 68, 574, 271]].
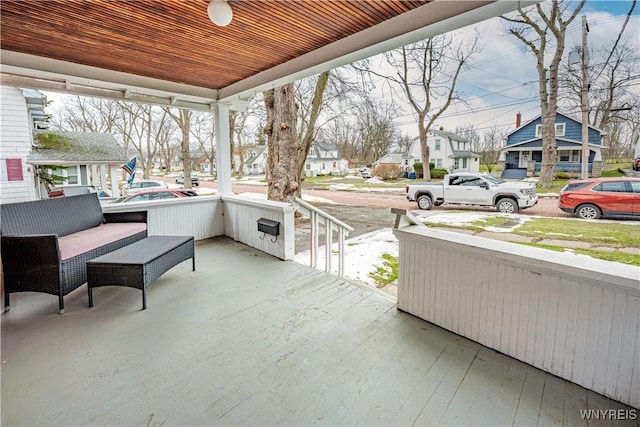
[[372, 153, 415, 171], [304, 141, 348, 177], [0, 86, 42, 204], [0, 86, 128, 202], [242, 145, 268, 175], [408, 129, 480, 173]]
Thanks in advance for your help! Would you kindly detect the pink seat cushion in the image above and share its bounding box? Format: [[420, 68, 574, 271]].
[[58, 223, 147, 260]]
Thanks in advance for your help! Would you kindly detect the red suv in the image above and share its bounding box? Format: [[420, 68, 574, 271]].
[[558, 177, 640, 219]]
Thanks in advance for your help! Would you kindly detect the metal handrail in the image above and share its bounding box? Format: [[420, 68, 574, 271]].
[[291, 196, 353, 277]]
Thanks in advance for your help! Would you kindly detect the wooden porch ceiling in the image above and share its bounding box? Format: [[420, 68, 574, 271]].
[[0, 0, 515, 109]]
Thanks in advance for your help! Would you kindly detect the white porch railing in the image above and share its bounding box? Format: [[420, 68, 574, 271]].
[[392, 211, 640, 409], [291, 197, 354, 277], [102, 194, 296, 260]]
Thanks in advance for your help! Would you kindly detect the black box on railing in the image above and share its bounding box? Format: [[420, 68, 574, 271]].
[[257, 218, 280, 236]]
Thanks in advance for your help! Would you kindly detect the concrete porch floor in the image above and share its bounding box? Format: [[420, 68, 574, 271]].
[[1, 237, 636, 426]]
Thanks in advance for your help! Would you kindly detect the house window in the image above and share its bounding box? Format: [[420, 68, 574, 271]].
[[454, 158, 460, 169], [559, 152, 570, 162], [1, 158, 24, 181], [571, 150, 581, 162], [462, 158, 468, 168], [306, 163, 310, 170], [435, 139, 441, 150], [535, 123, 567, 137], [433, 159, 442, 169], [48, 166, 80, 185]]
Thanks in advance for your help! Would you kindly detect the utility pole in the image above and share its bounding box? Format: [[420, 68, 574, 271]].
[[580, 15, 589, 179]]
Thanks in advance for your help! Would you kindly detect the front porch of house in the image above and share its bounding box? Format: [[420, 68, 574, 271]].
[[2, 236, 636, 426]]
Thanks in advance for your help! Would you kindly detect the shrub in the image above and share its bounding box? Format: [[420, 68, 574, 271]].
[[430, 168, 448, 179], [413, 162, 423, 176], [555, 171, 570, 179], [371, 164, 403, 180], [429, 162, 435, 170]]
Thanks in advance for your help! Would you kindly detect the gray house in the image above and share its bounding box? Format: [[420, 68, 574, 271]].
[[29, 131, 127, 197]]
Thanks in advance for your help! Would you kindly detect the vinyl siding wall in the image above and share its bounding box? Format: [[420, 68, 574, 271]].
[[0, 86, 36, 203]]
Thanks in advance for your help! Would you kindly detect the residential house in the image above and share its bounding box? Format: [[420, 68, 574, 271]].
[[304, 141, 348, 177], [0, 86, 45, 204], [372, 153, 414, 172], [407, 128, 480, 173], [499, 112, 605, 179], [243, 145, 268, 175], [29, 130, 127, 197]]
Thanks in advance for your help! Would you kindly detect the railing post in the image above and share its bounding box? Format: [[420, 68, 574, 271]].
[[325, 218, 333, 273], [310, 211, 318, 269], [338, 226, 345, 277]]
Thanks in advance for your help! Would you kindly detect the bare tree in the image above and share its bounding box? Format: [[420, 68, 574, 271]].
[[480, 124, 507, 172], [355, 104, 400, 163], [358, 34, 480, 180], [165, 108, 193, 188], [455, 124, 481, 153], [49, 96, 120, 134], [503, 0, 585, 187], [191, 111, 216, 176]]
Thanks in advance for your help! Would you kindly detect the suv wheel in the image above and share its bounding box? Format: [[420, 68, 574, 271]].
[[496, 198, 518, 214], [576, 204, 601, 219]]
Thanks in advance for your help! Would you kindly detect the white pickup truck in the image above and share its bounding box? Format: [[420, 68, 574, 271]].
[[406, 173, 538, 213]]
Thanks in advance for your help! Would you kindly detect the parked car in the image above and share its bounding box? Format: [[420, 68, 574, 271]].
[[361, 168, 372, 179], [127, 179, 168, 194], [558, 177, 640, 219], [406, 172, 538, 213], [175, 175, 200, 186], [111, 189, 198, 204], [633, 155, 640, 171]]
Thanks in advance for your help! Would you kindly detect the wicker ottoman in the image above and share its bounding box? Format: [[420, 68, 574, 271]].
[[87, 236, 195, 309]]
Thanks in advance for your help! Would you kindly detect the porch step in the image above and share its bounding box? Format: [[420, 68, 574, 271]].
[[502, 168, 527, 179]]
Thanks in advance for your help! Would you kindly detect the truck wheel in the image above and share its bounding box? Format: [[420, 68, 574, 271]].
[[417, 195, 433, 210], [575, 204, 601, 219], [496, 198, 518, 214]]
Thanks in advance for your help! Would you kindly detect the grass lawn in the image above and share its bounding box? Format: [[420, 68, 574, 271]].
[[432, 216, 640, 266]]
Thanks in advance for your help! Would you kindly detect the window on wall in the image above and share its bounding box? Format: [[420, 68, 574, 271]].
[[454, 158, 460, 169], [435, 139, 441, 150], [1, 158, 24, 181], [47, 166, 80, 185], [535, 122, 567, 137], [434, 158, 442, 168], [462, 158, 468, 168]]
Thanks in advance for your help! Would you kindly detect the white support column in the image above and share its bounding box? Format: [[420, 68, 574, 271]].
[[91, 164, 99, 187], [108, 165, 121, 197], [214, 103, 233, 195]]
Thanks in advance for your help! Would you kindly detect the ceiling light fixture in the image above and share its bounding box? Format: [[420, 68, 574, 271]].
[[208, 0, 233, 27]]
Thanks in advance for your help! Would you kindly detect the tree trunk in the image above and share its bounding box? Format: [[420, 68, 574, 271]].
[[418, 114, 431, 181], [264, 84, 301, 202]]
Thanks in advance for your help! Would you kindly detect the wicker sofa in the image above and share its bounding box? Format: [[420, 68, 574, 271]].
[[1, 193, 147, 313]]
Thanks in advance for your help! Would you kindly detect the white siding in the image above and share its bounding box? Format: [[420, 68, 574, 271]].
[[103, 196, 225, 241], [222, 195, 295, 260], [0, 86, 36, 203], [394, 226, 640, 409]]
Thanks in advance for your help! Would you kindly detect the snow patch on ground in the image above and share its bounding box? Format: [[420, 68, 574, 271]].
[[295, 228, 398, 288]]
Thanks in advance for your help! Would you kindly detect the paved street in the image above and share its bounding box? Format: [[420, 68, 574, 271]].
[[155, 176, 571, 218]]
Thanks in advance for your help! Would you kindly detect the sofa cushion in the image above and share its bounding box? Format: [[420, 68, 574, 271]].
[[58, 223, 147, 260]]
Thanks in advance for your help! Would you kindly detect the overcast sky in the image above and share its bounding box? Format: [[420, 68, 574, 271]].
[[382, 0, 640, 138]]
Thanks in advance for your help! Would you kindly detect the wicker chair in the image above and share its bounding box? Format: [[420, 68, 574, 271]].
[[1, 193, 147, 313]]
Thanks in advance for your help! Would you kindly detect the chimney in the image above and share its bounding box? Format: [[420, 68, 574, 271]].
[[516, 112, 522, 128]]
